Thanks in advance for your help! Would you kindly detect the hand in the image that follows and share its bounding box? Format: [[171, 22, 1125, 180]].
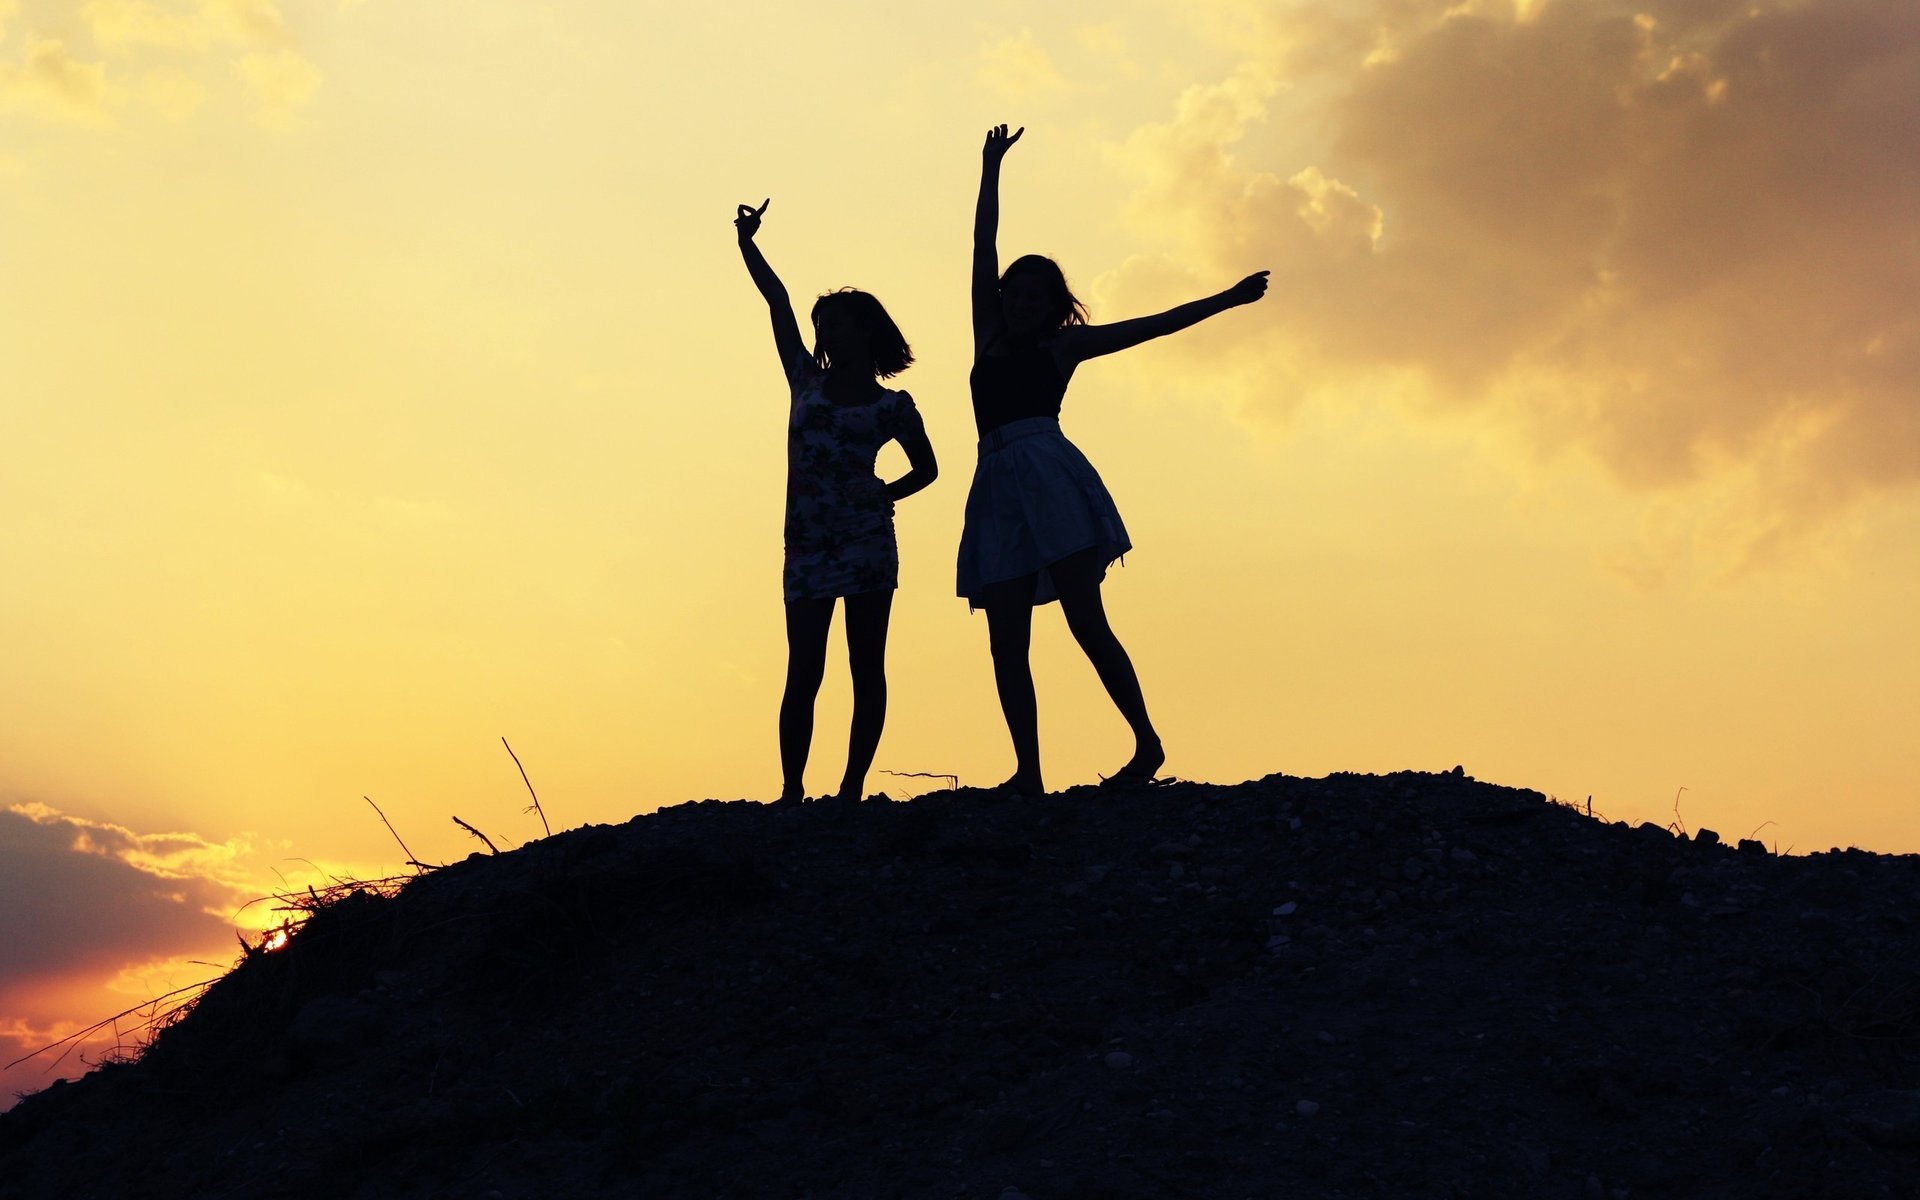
[[1224, 270, 1270, 306], [734, 198, 770, 240], [982, 124, 1023, 163]]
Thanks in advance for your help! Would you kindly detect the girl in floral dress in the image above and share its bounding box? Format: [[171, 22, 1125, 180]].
[[735, 199, 938, 804]]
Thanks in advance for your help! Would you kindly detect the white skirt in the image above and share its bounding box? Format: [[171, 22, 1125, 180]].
[[956, 417, 1132, 606]]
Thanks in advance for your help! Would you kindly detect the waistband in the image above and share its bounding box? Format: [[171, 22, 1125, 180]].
[[977, 416, 1062, 453]]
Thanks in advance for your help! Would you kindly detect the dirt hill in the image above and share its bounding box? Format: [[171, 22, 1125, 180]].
[[4, 770, 1919, 1199]]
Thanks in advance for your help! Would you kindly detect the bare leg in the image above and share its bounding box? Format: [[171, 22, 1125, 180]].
[[835, 590, 895, 801], [1052, 547, 1163, 782], [981, 574, 1043, 795], [779, 597, 835, 802]]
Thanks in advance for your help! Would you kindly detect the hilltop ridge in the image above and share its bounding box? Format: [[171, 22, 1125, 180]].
[[4, 770, 1919, 1199]]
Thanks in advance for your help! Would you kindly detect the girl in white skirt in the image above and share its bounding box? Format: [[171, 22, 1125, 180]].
[[962, 125, 1269, 795], [736, 199, 939, 804]]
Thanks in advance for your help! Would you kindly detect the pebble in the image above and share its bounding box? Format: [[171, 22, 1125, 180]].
[[1296, 1100, 1320, 1117], [1273, 901, 1298, 916], [1104, 1051, 1135, 1070]]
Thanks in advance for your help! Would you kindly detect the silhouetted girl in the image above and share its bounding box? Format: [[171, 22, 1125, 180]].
[[735, 199, 938, 804], [960, 125, 1268, 795]]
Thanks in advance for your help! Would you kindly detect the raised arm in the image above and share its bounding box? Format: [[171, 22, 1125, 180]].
[[972, 124, 1022, 356], [734, 199, 808, 376], [1054, 270, 1271, 369]]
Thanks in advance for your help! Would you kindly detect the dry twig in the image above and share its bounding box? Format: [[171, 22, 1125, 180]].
[[501, 737, 551, 838], [364, 795, 430, 871], [452, 815, 500, 854], [880, 770, 961, 790], [4, 978, 220, 1073]]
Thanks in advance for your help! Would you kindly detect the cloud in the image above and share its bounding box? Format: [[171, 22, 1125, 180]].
[[979, 29, 1072, 100], [201, 0, 288, 42], [81, 0, 217, 50], [0, 37, 114, 125], [81, 0, 293, 49], [0, 800, 399, 1104], [0, 0, 322, 127], [0, 805, 247, 994], [236, 44, 319, 127], [1103, 0, 1920, 559]]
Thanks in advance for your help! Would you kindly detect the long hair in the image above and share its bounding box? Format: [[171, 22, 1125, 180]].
[[809, 289, 914, 378], [1000, 254, 1089, 331]]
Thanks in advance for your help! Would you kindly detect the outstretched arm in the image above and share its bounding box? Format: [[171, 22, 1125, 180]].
[[972, 124, 1022, 356], [885, 410, 938, 503], [735, 199, 808, 376], [1054, 270, 1271, 368]]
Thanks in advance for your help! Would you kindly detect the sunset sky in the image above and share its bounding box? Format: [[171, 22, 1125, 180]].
[[5, 0, 1918, 1102]]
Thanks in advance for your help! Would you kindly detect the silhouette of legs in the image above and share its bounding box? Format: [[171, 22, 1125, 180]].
[[780, 597, 835, 802], [980, 549, 1163, 793], [982, 573, 1043, 795], [1051, 547, 1164, 783], [836, 590, 894, 801]]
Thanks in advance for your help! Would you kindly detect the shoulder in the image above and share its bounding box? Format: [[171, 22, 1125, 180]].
[[883, 388, 924, 431], [786, 348, 821, 386]]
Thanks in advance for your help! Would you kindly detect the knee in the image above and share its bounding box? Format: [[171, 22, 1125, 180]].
[[1063, 610, 1117, 653], [848, 658, 888, 698], [988, 630, 1029, 666], [784, 654, 827, 695]]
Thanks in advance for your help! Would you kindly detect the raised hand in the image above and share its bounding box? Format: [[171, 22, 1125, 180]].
[[1223, 270, 1270, 307], [982, 124, 1024, 163], [734, 198, 770, 240]]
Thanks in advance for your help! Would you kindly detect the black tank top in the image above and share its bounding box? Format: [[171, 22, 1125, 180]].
[[969, 342, 1069, 436]]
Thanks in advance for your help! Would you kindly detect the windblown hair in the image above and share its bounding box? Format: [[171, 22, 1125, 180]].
[[1000, 254, 1089, 330], [810, 288, 914, 378]]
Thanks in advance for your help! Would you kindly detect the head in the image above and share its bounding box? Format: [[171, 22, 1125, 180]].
[[810, 289, 913, 378], [999, 254, 1088, 338]]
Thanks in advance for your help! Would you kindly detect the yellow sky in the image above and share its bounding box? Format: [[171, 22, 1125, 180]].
[[4, 0, 1918, 1097]]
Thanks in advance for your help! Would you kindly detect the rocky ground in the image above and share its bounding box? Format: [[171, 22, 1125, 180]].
[[4, 769, 1919, 1199]]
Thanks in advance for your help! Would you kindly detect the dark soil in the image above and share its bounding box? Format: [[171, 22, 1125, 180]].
[[5, 770, 1920, 1199]]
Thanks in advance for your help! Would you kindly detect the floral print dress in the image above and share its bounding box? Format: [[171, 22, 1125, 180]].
[[783, 354, 925, 601]]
